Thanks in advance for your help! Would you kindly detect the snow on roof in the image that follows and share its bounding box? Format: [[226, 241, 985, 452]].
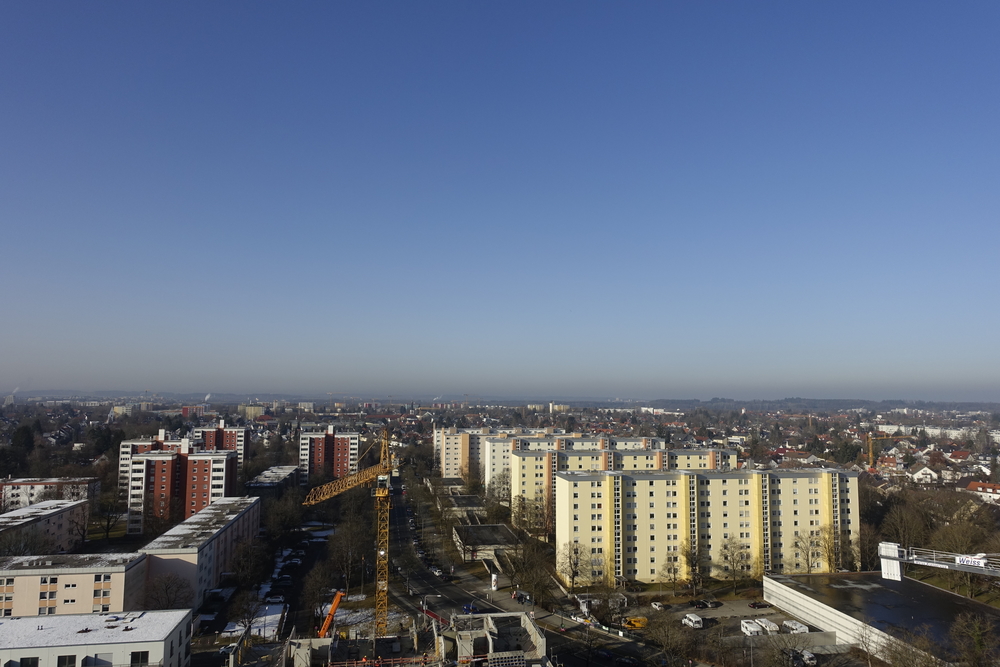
[[0, 499, 88, 529], [0, 477, 98, 485], [0, 610, 190, 649], [0, 553, 143, 574], [140, 497, 259, 552]]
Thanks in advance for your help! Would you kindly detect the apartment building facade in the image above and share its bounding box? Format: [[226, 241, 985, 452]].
[[554, 468, 859, 586], [139, 496, 261, 607], [0, 500, 90, 554], [297, 426, 359, 481], [123, 441, 237, 535], [512, 447, 736, 530], [0, 553, 147, 617], [434, 427, 568, 480], [0, 478, 100, 512], [192, 421, 251, 465]]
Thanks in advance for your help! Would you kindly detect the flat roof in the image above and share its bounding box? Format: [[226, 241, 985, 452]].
[[554, 468, 856, 480], [0, 499, 88, 529], [770, 572, 1000, 656], [247, 466, 299, 486], [0, 477, 97, 485], [453, 524, 518, 547], [0, 553, 143, 575], [0, 610, 190, 649], [140, 496, 259, 552], [449, 496, 484, 508]]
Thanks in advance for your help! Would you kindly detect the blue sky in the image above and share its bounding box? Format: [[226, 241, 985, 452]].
[[2, 2, 999, 401]]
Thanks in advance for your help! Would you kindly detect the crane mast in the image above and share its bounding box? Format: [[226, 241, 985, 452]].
[[304, 428, 394, 638]]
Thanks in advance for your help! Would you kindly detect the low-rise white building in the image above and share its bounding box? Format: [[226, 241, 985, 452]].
[[139, 497, 261, 607], [0, 479, 100, 512], [0, 500, 90, 554], [0, 609, 192, 667]]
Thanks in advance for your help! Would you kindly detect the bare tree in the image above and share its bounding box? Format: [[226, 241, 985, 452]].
[[145, 572, 195, 609], [230, 539, 269, 590], [657, 556, 681, 596], [557, 542, 584, 593], [856, 523, 882, 571], [231, 590, 263, 635], [645, 614, 694, 667], [680, 539, 707, 597], [718, 535, 753, 593], [815, 525, 842, 572], [881, 503, 929, 550], [0, 530, 53, 557], [791, 532, 819, 574], [880, 624, 946, 667], [854, 616, 881, 667], [96, 492, 125, 541], [950, 612, 999, 667]]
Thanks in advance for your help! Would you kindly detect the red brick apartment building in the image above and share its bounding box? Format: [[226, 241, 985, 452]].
[[118, 430, 238, 534], [297, 426, 360, 482]]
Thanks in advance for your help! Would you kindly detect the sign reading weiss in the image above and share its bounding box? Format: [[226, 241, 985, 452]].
[[956, 556, 988, 568]]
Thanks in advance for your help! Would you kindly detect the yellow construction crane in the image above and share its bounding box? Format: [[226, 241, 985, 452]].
[[866, 432, 916, 471], [303, 428, 395, 638]]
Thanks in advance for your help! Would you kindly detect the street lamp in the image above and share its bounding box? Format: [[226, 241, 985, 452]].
[[421, 595, 442, 631]]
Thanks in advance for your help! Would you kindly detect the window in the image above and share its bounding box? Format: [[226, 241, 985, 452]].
[[57, 656, 76, 667], [131, 652, 150, 667], [21, 659, 39, 667]]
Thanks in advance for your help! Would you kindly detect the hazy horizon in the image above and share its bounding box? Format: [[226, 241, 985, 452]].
[[3, 3, 999, 403]]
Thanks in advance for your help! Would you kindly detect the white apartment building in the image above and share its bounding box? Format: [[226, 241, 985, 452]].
[[554, 468, 859, 586], [0, 553, 147, 617], [0, 479, 100, 512], [0, 609, 192, 667], [139, 497, 261, 607], [0, 500, 90, 555]]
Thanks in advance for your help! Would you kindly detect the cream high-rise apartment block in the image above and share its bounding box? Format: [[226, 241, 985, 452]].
[[435, 427, 559, 479], [512, 447, 736, 533], [554, 468, 859, 587]]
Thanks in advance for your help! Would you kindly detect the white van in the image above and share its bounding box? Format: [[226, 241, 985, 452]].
[[755, 618, 779, 635], [682, 613, 703, 629], [783, 620, 809, 634], [741, 619, 763, 636]]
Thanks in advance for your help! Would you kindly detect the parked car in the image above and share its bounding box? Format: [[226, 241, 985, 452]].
[[264, 595, 285, 604], [651, 602, 665, 611], [594, 650, 613, 660], [704, 600, 722, 608], [219, 645, 237, 656], [749, 601, 772, 609], [799, 651, 817, 666], [690, 600, 708, 609], [430, 567, 444, 577], [462, 603, 480, 614]]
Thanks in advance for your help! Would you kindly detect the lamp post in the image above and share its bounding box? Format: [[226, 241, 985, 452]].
[[421, 594, 442, 631]]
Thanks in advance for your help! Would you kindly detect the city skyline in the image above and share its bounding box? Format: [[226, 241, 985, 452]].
[[3, 3, 999, 402]]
